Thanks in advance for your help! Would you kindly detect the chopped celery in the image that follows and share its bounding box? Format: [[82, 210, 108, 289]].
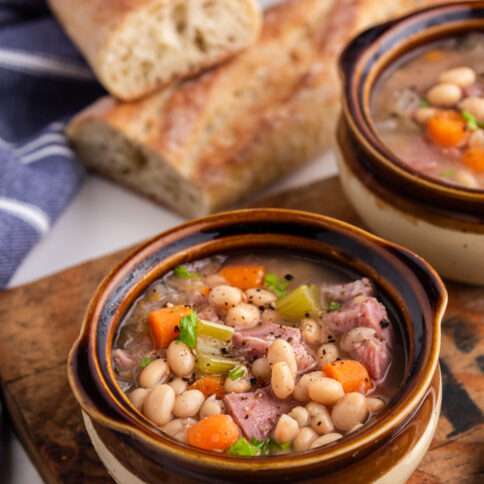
[[276, 284, 321, 321], [196, 335, 226, 356], [196, 354, 238, 375], [196, 319, 234, 342]]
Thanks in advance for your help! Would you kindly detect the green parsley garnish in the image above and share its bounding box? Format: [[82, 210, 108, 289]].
[[227, 437, 291, 457], [419, 98, 430, 108], [174, 265, 198, 279], [327, 301, 342, 312], [440, 168, 456, 179], [462, 110, 480, 131], [139, 356, 154, 369], [228, 438, 261, 457], [264, 273, 289, 298], [177, 311, 198, 348], [228, 365, 247, 381]]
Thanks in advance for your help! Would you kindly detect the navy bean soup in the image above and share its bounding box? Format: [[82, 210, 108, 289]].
[[372, 33, 484, 189], [113, 252, 404, 456]]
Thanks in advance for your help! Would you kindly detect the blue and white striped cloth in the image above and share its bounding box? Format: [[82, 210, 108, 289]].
[[0, 1, 104, 287]]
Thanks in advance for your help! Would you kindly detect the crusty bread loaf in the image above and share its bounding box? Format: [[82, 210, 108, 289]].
[[67, 0, 446, 217], [48, 0, 261, 100]]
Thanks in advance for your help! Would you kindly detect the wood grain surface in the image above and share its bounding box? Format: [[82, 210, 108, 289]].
[[0, 177, 482, 483]]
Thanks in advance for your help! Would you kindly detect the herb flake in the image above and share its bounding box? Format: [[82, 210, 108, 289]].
[[327, 301, 342, 312], [139, 356, 154, 369], [174, 265, 198, 279], [462, 110, 480, 131], [264, 273, 290, 298]]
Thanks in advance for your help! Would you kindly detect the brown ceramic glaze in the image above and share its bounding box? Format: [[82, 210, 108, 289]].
[[339, 1, 484, 222], [68, 209, 446, 483]]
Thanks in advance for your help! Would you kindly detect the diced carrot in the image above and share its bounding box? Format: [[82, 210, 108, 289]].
[[461, 146, 484, 173], [190, 376, 225, 398], [148, 305, 192, 349], [424, 49, 444, 62], [186, 415, 240, 451], [426, 111, 468, 148], [323, 359, 372, 393], [219, 265, 265, 290], [201, 286, 210, 297]]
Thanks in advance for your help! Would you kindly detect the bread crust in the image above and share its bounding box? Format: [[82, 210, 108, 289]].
[[68, 0, 447, 217], [49, 0, 261, 100]]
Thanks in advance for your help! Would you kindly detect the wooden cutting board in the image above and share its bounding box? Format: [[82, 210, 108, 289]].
[[0, 176, 482, 484]]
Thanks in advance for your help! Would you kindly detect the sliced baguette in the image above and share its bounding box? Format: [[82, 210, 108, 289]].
[[48, 0, 261, 100], [67, 0, 446, 217]]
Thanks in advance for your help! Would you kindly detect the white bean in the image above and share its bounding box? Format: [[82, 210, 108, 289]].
[[301, 319, 321, 345], [455, 170, 479, 189], [128, 388, 149, 411], [415, 107, 437, 124], [293, 427, 318, 451], [209, 284, 242, 308], [308, 377, 344, 406], [143, 384, 175, 426], [226, 303, 260, 329], [310, 406, 334, 435], [306, 401, 327, 417], [469, 129, 484, 148], [340, 327, 376, 354], [199, 395, 224, 419], [161, 418, 196, 437], [288, 406, 310, 428], [262, 309, 285, 325], [317, 343, 339, 369], [273, 414, 299, 444], [310, 433, 343, 449], [246, 288, 277, 307], [268, 339, 297, 377], [332, 393, 369, 432], [427, 83, 462, 107], [294, 372, 324, 402], [271, 361, 295, 399], [439, 66, 476, 88], [252, 357, 271, 382], [138, 359, 170, 389], [366, 397, 385, 413], [168, 377, 188, 395], [167, 341, 195, 377], [173, 390, 205, 418], [224, 375, 251, 393], [460, 96, 484, 122]]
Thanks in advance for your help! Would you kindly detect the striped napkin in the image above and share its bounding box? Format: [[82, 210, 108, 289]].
[[0, 1, 104, 287]]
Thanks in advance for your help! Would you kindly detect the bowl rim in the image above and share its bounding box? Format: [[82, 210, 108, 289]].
[[67, 208, 447, 473], [339, 0, 484, 209]]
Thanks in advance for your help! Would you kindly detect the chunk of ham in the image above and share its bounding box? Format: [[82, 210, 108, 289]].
[[323, 296, 391, 341], [350, 336, 391, 381], [224, 387, 295, 441], [112, 349, 136, 371], [232, 323, 317, 373], [322, 278, 373, 304]]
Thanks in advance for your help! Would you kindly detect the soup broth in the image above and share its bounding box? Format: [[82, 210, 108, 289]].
[[372, 33, 484, 189], [113, 251, 403, 456]]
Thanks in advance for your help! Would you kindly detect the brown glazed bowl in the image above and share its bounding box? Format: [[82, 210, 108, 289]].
[[68, 209, 446, 483], [337, 1, 484, 285]]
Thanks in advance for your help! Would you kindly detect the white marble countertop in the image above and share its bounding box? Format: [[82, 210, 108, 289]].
[[4, 152, 337, 483]]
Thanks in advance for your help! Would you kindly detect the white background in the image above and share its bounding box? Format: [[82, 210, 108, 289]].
[[3, 0, 339, 481]]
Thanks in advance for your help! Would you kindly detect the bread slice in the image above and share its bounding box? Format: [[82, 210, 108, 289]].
[[48, 0, 261, 100], [67, 0, 446, 217]]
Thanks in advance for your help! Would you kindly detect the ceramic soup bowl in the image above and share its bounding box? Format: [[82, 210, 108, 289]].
[[68, 209, 446, 483], [337, 1, 484, 285]]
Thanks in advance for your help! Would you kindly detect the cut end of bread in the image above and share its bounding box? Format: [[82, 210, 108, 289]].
[[101, 0, 261, 100], [67, 118, 210, 217]]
